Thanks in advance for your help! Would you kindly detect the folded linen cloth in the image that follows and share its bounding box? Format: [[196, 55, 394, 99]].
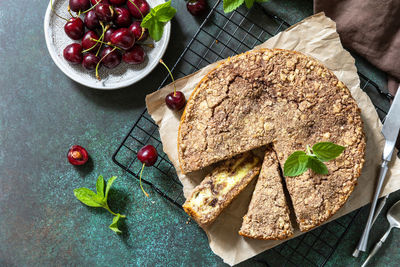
[[314, 0, 400, 95]]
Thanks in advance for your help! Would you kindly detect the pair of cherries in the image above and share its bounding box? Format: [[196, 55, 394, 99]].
[[135, 59, 186, 196]]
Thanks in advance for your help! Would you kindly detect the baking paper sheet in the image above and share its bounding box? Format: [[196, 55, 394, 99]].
[[145, 13, 400, 265]]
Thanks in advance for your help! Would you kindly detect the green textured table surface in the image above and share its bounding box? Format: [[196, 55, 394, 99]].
[[1, 0, 399, 266]]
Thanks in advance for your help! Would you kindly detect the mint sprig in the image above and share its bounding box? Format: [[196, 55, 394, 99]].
[[74, 175, 126, 234], [141, 0, 176, 41], [283, 142, 345, 177], [223, 0, 268, 13]]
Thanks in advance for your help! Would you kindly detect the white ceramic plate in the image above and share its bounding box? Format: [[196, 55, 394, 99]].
[[44, 0, 170, 90]]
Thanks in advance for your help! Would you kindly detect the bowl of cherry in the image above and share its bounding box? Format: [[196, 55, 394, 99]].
[[44, 0, 171, 89]]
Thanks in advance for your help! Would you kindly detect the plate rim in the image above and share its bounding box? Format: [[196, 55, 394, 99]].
[[43, 0, 171, 90]]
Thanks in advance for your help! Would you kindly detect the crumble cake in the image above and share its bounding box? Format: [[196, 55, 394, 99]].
[[182, 152, 261, 227], [239, 148, 294, 239], [178, 48, 365, 232]]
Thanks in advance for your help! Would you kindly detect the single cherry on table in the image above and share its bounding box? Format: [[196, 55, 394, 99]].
[[186, 0, 208, 16], [67, 145, 89, 165], [165, 91, 186, 110], [137, 145, 158, 197], [159, 59, 187, 110]]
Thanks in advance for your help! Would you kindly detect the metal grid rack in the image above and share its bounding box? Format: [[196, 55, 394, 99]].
[[112, 0, 392, 265]]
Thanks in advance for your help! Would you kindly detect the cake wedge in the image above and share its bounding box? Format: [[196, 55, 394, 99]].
[[239, 148, 294, 240], [183, 152, 261, 227]]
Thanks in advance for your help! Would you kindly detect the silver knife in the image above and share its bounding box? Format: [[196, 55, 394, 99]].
[[353, 86, 400, 257]]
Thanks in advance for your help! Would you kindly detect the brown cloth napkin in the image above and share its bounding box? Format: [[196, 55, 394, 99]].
[[314, 0, 400, 96]]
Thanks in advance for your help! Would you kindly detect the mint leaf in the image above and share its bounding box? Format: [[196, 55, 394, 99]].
[[312, 142, 345, 162], [283, 151, 309, 177], [105, 176, 118, 200], [96, 175, 105, 199], [223, 0, 245, 13], [141, 11, 153, 26], [148, 20, 164, 42], [109, 214, 122, 234], [140, 1, 176, 41], [307, 156, 329, 175], [74, 188, 105, 207], [244, 0, 255, 9], [154, 0, 176, 22], [74, 175, 126, 234]]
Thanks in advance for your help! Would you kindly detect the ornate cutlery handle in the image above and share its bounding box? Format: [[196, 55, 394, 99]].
[[361, 226, 393, 267]]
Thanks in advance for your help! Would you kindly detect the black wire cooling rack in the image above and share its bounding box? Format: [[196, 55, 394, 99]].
[[112, 1, 393, 265]]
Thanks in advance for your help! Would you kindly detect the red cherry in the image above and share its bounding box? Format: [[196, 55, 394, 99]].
[[67, 145, 89, 165], [123, 45, 145, 64], [110, 28, 135, 50], [63, 43, 83, 64], [114, 7, 132, 27], [64, 17, 84, 40], [84, 10, 101, 30], [137, 145, 158, 166], [69, 0, 90, 12], [101, 47, 122, 68], [91, 0, 109, 4], [127, 0, 150, 19], [165, 91, 186, 110], [82, 53, 100, 70], [104, 27, 116, 42], [137, 144, 157, 197], [109, 0, 126, 5], [82, 31, 100, 50], [95, 3, 114, 22], [186, 0, 208, 16], [128, 21, 148, 42]]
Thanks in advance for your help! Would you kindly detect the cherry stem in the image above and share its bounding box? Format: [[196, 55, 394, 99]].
[[141, 43, 154, 48], [90, 38, 122, 50], [109, 5, 114, 17], [81, 23, 109, 54], [139, 163, 149, 197], [82, 0, 102, 14], [50, 0, 69, 21], [138, 27, 145, 40], [159, 59, 176, 95], [96, 23, 108, 56], [67, 5, 76, 18], [71, 151, 82, 160], [128, 0, 144, 18], [95, 47, 117, 80]]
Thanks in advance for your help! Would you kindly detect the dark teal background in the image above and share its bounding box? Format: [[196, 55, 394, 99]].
[[0, 0, 399, 266]]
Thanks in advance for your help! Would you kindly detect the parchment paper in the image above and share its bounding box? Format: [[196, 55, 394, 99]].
[[146, 13, 400, 265]]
